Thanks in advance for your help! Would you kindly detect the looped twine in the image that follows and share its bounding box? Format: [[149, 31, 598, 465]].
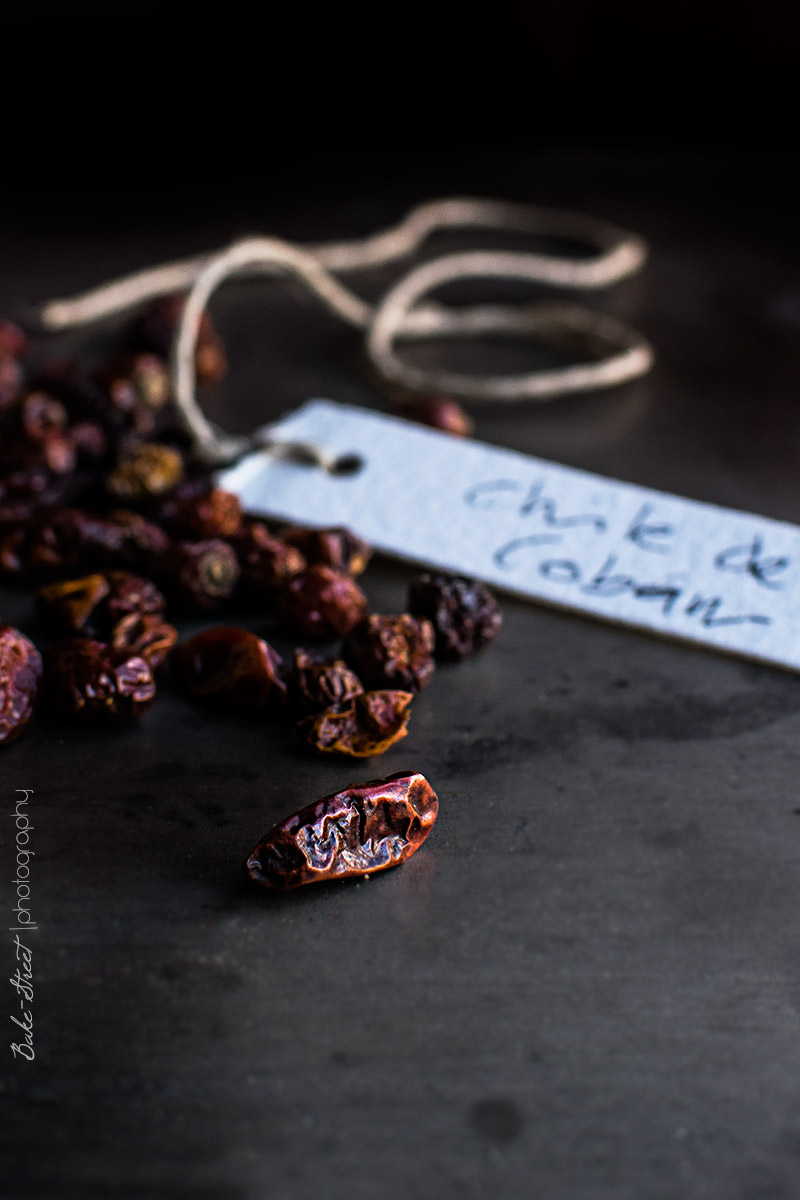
[[38, 197, 653, 466]]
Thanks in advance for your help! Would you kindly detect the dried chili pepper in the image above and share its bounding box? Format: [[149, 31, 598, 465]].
[[0, 504, 171, 581], [394, 395, 474, 437], [297, 689, 413, 757], [102, 570, 166, 624], [45, 639, 155, 721], [0, 392, 77, 477], [279, 564, 368, 637], [0, 354, 23, 408], [19, 392, 69, 442], [342, 613, 436, 692], [408, 573, 502, 659], [36, 573, 111, 634], [98, 353, 170, 412], [107, 442, 185, 500], [153, 482, 243, 540], [131, 294, 227, 384], [245, 770, 438, 889], [36, 569, 165, 637], [281, 526, 372, 576], [103, 510, 171, 568], [0, 507, 167, 581], [0, 625, 42, 745], [289, 649, 364, 715], [172, 626, 286, 709], [71, 419, 108, 463], [158, 538, 240, 611], [0, 319, 29, 362], [31, 362, 124, 435], [110, 613, 178, 671], [231, 520, 306, 604]]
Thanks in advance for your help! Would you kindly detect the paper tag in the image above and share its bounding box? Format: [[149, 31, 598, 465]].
[[219, 400, 800, 673]]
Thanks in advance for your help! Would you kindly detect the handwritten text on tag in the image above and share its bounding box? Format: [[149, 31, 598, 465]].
[[219, 401, 800, 672]]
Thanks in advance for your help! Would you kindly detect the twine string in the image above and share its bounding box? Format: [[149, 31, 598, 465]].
[[37, 197, 653, 466]]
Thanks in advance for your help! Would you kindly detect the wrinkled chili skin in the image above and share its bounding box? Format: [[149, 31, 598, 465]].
[[279, 565, 368, 637], [158, 538, 240, 611], [103, 570, 166, 624], [36, 573, 110, 635], [105, 510, 171, 568], [111, 613, 178, 671], [107, 442, 185, 501], [281, 526, 372, 576], [152, 482, 243, 541], [342, 613, 436, 692], [408, 573, 502, 660], [289, 649, 364, 715], [172, 627, 287, 709], [36, 569, 166, 637], [297, 689, 412, 757], [0, 507, 170, 580], [45, 639, 155, 720], [244, 770, 438, 889], [231, 520, 306, 604], [0, 625, 43, 745]]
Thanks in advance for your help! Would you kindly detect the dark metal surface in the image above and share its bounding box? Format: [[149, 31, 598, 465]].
[[3, 156, 800, 1200]]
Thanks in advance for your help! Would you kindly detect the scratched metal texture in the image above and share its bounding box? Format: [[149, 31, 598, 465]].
[[3, 154, 800, 1200]]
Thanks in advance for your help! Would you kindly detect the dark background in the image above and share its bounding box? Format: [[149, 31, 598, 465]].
[[2, 1, 798, 223]]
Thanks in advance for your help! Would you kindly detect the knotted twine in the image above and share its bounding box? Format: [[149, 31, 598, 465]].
[[38, 197, 653, 467]]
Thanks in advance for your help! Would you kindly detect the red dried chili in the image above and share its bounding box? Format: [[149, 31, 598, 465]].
[[245, 771, 438, 889]]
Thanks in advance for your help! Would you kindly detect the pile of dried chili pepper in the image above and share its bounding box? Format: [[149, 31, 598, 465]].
[[0, 301, 500, 887]]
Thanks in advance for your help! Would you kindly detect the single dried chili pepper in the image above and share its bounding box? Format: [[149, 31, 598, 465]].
[[107, 442, 185, 500], [408, 573, 502, 659], [152, 481, 243, 540], [394, 395, 474, 437], [0, 625, 43, 745], [231, 520, 306, 604], [281, 526, 372, 576], [0, 392, 77, 476], [102, 570, 166, 625], [342, 613, 436, 692], [0, 354, 23, 408], [36, 573, 111, 634], [244, 770, 438, 889], [45, 639, 155, 721], [289, 649, 364, 715], [279, 564, 368, 637], [158, 538, 240, 611], [297, 689, 413, 757], [104, 377, 156, 437], [172, 626, 287, 709], [97, 353, 170, 412], [103, 510, 171, 567], [19, 392, 69, 442], [0, 319, 29, 362]]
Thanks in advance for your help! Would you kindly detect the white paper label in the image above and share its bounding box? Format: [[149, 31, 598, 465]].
[[219, 400, 800, 672]]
